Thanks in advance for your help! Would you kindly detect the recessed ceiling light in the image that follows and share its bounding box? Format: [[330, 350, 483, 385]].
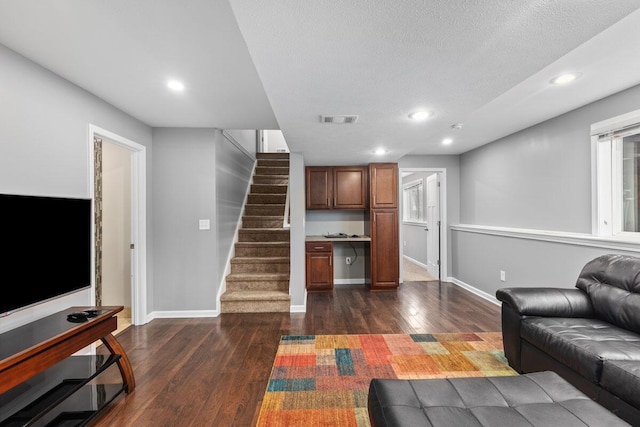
[[374, 148, 387, 155], [408, 111, 433, 121], [550, 72, 581, 86], [167, 80, 185, 91], [442, 138, 453, 145]]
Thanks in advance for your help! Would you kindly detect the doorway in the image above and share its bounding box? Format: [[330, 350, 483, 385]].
[[399, 168, 447, 283], [425, 173, 440, 279], [89, 125, 147, 326]]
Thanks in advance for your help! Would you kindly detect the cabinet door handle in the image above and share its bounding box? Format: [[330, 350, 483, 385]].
[[329, 257, 332, 266], [314, 246, 324, 250]]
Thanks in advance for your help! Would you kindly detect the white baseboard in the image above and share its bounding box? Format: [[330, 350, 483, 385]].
[[290, 304, 306, 313], [334, 279, 369, 285], [148, 310, 220, 320], [403, 255, 429, 270], [448, 277, 500, 306]]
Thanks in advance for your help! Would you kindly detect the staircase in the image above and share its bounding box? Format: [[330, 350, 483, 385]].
[[220, 152, 291, 313]]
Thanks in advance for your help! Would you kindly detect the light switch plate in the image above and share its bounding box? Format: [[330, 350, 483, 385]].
[[199, 219, 210, 230]]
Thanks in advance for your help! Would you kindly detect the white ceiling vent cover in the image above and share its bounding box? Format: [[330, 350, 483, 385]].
[[320, 115, 358, 124]]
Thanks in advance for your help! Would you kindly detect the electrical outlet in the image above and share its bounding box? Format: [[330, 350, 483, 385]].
[[346, 257, 352, 265], [500, 270, 506, 282]]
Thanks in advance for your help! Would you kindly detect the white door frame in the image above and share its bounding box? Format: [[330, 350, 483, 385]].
[[88, 124, 148, 325], [398, 167, 448, 282], [425, 173, 440, 279]]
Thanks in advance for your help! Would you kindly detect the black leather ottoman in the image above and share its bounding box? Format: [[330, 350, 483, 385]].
[[368, 371, 630, 426]]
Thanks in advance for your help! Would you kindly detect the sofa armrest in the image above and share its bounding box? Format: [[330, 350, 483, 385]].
[[496, 287, 594, 373], [496, 287, 594, 318]]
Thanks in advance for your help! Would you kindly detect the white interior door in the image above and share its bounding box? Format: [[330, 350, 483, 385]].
[[426, 173, 440, 279]]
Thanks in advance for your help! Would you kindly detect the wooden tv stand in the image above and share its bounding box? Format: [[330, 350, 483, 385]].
[[0, 306, 134, 426]]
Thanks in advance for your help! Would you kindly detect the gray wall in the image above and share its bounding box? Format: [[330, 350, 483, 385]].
[[461, 83, 640, 232], [152, 128, 218, 311], [455, 83, 640, 297], [152, 128, 254, 312], [397, 155, 460, 277], [452, 231, 640, 297], [289, 153, 306, 308], [224, 129, 257, 157], [0, 43, 152, 332], [216, 131, 255, 285]]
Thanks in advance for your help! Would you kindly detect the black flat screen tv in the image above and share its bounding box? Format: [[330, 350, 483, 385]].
[[0, 193, 92, 317]]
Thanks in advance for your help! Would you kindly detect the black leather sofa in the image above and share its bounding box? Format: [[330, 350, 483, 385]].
[[497, 254, 640, 426]]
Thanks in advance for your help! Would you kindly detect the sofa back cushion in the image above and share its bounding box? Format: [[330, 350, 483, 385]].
[[576, 254, 640, 333]]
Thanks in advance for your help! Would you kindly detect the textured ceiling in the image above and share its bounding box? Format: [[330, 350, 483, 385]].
[[229, 0, 640, 164], [1, 1, 640, 165]]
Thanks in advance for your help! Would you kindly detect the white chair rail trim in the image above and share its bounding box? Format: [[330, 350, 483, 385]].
[[451, 224, 640, 253]]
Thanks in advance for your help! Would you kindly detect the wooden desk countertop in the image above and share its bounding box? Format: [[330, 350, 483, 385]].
[[306, 235, 371, 242]]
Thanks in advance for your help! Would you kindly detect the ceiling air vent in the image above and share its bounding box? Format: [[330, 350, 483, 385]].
[[320, 115, 358, 124]]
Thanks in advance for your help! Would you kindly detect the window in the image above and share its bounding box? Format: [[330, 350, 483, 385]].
[[403, 179, 424, 223], [623, 134, 640, 232], [592, 109, 640, 237]]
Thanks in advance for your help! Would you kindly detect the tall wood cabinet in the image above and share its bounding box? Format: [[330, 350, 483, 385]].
[[368, 163, 399, 291], [306, 166, 367, 209]]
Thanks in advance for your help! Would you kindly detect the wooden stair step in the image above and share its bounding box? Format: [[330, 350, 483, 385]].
[[225, 272, 290, 281], [250, 184, 288, 194], [257, 159, 289, 167], [244, 204, 284, 216], [253, 175, 288, 185], [225, 273, 290, 292], [221, 290, 290, 301], [230, 257, 290, 274], [234, 241, 290, 248], [234, 242, 290, 257], [242, 216, 284, 228], [257, 152, 289, 159], [247, 194, 286, 204], [238, 228, 290, 242], [220, 291, 291, 313], [231, 256, 289, 263], [255, 166, 289, 175]]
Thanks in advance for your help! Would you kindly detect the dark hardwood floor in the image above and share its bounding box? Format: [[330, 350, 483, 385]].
[[93, 281, 501, 426]]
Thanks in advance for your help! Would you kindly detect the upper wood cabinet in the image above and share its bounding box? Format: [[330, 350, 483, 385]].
[[369, 163, 398, 209], [333, 166, 367, 209], [306, 167, 333, 209], [306, 166, 367, 210]]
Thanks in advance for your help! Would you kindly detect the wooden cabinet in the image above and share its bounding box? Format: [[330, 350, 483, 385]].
[[333, 166, 367, 209], [368, 162, 399, 291], [305, 166, 367, 209], [369, 163, 398, 209], [305, 242, 333, 291], [306, 167, 333, 209], [369, 209, 399, 290]]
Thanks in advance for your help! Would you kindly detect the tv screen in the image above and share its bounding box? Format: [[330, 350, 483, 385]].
[[0, 193, 92, 316]]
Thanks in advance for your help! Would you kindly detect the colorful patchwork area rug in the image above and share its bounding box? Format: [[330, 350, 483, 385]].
[[256, 332, 516, 427]]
